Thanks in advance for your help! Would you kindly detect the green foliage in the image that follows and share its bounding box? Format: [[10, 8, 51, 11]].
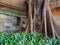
[[0, 32, 60, 45]]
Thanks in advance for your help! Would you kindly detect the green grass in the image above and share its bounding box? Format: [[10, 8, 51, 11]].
[[0, 32, 60, 45]]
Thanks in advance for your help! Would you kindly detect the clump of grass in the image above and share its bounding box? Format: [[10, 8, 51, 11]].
[[0, 32, 60, 45]]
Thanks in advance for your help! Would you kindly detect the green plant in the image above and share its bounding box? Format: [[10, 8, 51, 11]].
[[0, 32, 60, 45]]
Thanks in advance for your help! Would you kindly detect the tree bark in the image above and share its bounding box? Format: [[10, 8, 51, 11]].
[[28, 0, 33, 33]]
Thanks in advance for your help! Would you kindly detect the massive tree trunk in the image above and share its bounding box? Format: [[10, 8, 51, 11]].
[[29, 0, 56, 38]]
